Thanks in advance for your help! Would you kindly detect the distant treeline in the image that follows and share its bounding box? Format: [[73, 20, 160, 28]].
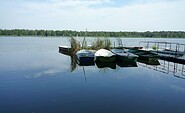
[[0, 29, 185, 38]]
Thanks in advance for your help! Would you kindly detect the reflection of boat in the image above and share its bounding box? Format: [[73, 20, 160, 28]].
[[137, 58, 160, 65], [76, 49, 95, 64], [111, 49, 138, 62], [77, 61, 95, 66], [95, 49, 116, 62], [58, 46, 71, 56], [95, 61, 116, 69], [116, 60, 137, 67]]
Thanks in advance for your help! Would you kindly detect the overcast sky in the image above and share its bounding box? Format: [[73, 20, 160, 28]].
[[0, 0, 185, 31]]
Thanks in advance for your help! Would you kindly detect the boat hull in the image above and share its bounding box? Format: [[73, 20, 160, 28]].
[[95, 49, 116, 62], [77, 57, 94, 62], [117, 55, 137, 62], [77, 57, 95, 65], [111, 49, 138, 62], [137, 58, 160, 65]]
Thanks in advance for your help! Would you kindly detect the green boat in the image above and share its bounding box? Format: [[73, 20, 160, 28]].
[[111, 49, 138, 62]]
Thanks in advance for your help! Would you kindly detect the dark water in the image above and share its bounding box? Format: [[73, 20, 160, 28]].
[[0, 37, 185, 113]]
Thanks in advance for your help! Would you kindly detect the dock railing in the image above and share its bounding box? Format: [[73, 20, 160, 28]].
[[139, 41, 185, 57]]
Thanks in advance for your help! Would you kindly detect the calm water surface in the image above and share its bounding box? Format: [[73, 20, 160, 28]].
[[0, 37, 185, 113]]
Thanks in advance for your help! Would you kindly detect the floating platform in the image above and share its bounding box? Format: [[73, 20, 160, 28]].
[[158, 53, 185, 64], [138, 41, 185, 64]]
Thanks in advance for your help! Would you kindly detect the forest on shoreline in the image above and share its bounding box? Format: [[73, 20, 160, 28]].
[[0, 29, 185, 38]]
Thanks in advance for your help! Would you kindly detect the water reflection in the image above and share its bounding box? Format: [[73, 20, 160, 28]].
[[77, 60, 95, 66], [58, 49, 77, 72], [70, 55, 77, 72], [1, 37, 185, 113], [95, 61, 116, 69], [59, 50, 185, 80], [59, 50, 138, 70], [82, 67, 88, 82], [137, 57, 160, 65], [116, 60, 138, 67], [138, 59, 185, 79]]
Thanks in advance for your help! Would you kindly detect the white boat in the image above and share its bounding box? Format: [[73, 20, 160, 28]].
[[94, 49, 116, 62]]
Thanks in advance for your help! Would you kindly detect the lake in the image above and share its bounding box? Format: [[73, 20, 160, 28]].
[[0, 37, 185, 113]]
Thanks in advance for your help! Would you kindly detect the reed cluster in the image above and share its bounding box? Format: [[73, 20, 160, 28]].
[[91, 38, 111, 50], [70, 37, 112, 52]]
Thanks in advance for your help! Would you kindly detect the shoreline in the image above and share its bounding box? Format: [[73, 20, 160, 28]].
[[0, 36, 185, 39], [0, 29, 185, 38]]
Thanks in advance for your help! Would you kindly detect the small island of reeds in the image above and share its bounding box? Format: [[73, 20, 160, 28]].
[[69, 37, 113, 55]]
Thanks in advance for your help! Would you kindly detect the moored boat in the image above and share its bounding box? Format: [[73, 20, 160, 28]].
[[58, 46, 71, 55], [76, 49, 95, 65], [137, 58, 160, 65], [129, 48, 158, 60], [111, 49, 138, 62], [94, 49, 116, 62]]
